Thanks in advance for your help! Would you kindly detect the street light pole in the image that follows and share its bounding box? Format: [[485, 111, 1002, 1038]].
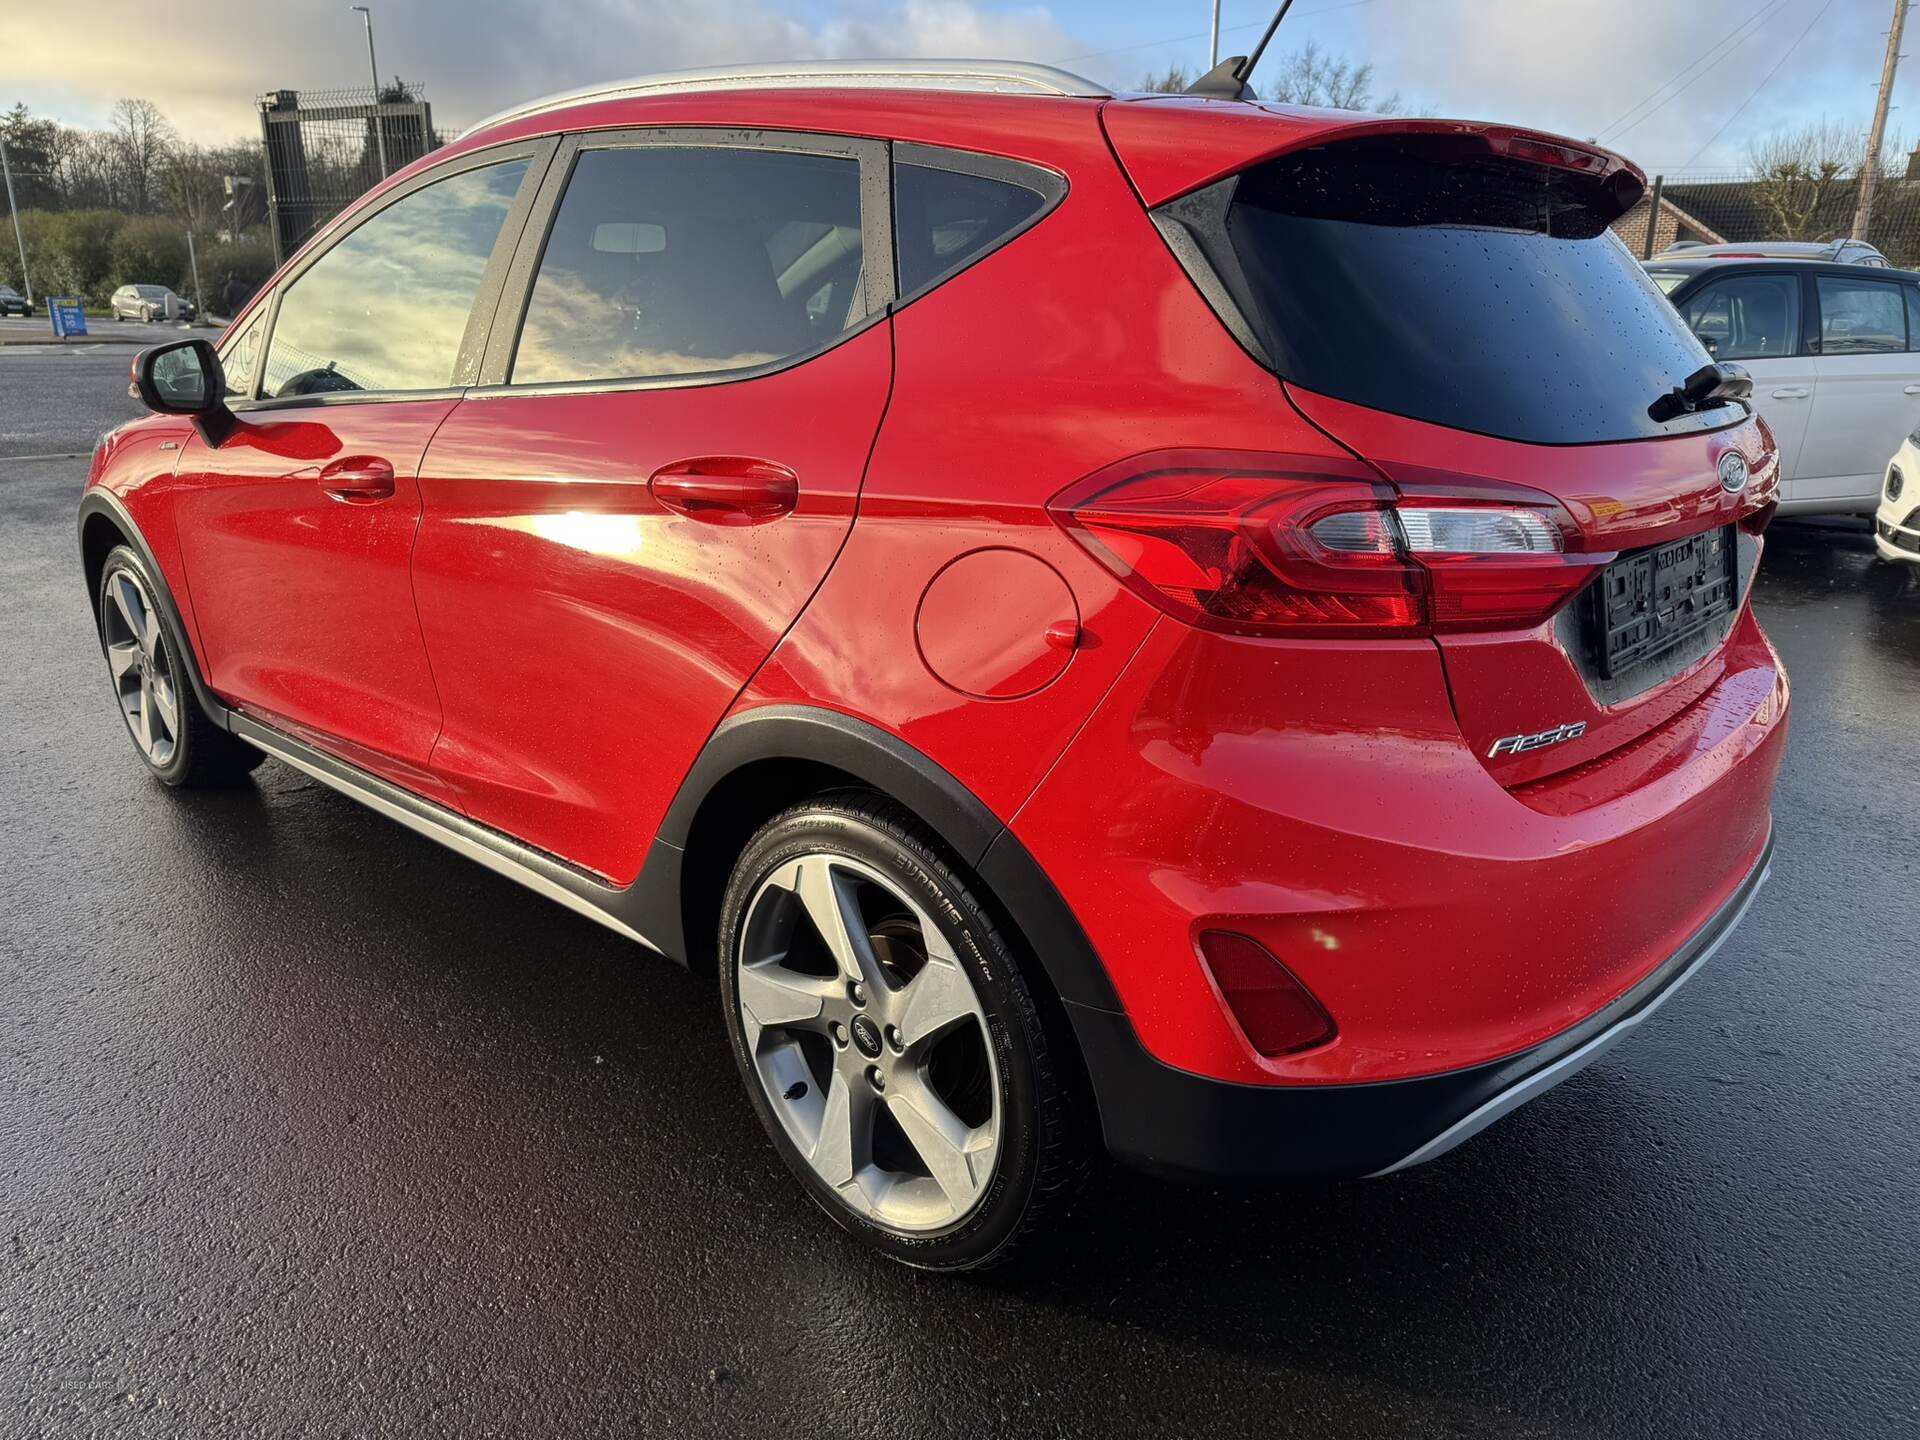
[[351, 4, 390, 180], [1210, 0, 1222, 68], [0, 134, 33, 307]]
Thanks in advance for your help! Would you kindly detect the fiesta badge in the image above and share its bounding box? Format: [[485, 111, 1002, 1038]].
[[1718, 450, 1750, 494]]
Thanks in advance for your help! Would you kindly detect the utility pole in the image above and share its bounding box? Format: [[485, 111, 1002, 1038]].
[[1853, 0, 1909, 241], [351, 4, 390, 180], [1210, 0, 1222, 68], [185, 228, 204, 322], [0, 134, 32, 307]]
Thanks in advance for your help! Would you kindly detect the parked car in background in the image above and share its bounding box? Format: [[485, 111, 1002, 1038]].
[[0, 285, 31, 316], [1875, 432, 1920, 561], [110, 285, 195, 323], [1646, 256, 1920, 514], [81, 62, 1787, 1270], [1654, 238, 1892, 269]]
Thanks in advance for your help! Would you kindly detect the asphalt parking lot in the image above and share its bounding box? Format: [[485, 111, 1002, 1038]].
[[2, 347, 1916, 1438]]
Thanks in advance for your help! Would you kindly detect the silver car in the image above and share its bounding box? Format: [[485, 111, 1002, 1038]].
[[110, 284, 196, 323], [1655, 238, 1892, 267]]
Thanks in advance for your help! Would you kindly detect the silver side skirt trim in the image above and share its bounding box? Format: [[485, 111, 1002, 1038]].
[[1368, 854, 1773, 1177], [232, 717, 662, 952]]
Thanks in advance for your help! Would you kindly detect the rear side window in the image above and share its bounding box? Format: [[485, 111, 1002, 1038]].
[[1186, 137, 1723, 444], [1817, 276, 1907, 354], [262, 157, 529, 398], [892, 155, 1056, 297], [511, 146, 864, 385], [1677, 274, 1801, 360]]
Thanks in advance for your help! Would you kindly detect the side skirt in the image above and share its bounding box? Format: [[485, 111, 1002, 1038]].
[[229, 714, 671, 955]]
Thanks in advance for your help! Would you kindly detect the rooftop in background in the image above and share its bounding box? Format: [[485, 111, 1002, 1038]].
[[462, 60, 1112, 139]]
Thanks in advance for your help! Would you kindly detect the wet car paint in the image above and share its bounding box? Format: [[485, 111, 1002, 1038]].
[[3, 354, 1917, 1435]]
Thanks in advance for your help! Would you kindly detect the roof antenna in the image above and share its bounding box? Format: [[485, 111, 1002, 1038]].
[[1185, 0, 1295, 101]]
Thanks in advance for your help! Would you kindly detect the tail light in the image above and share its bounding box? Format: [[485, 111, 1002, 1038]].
[[1197, 931, 1336, 1057], [1050, 450, 1608, 638]]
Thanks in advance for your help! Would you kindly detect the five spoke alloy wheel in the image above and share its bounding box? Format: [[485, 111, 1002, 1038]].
[[737, 851, 1001, 1233], [101, 565, 181, 768]]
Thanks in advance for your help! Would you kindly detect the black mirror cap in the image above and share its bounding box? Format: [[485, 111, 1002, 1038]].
[[130, 338, 235, 445]]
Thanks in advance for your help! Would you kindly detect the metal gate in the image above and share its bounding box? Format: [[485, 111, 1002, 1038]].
[[257, 84, 441, 264]]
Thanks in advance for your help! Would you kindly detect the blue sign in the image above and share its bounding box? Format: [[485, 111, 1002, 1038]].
[[48, 297, 87, 339]]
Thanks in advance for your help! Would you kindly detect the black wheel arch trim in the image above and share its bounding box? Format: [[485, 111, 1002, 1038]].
[[77, 489, 235, 733], [628, 704, 1125, 1013]]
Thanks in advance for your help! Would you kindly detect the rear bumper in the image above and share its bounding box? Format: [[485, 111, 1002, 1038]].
[[1072, 827, 1773, 1181]]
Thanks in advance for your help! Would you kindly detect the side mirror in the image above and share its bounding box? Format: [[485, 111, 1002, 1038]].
[[129, 339, 234, 444]]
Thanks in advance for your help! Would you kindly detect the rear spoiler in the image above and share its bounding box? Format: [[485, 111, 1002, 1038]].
[[1102, 97, 1645, 215]]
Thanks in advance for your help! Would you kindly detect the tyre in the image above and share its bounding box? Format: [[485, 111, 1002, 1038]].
[[718, 792, 1089, 1271], [95, 545, 264, 787]]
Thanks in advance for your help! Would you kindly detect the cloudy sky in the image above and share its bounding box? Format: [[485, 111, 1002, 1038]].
[[5, 0, 1911, 172]]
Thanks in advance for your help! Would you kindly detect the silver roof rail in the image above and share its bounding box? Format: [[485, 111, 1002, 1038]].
[[463, 59, 1110, 138]]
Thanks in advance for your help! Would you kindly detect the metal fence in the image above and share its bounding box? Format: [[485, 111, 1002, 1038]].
[[257, 83, 447, 264], [1613, 166, 1920, 268]]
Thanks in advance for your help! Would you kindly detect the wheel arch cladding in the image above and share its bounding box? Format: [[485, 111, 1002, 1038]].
[[637, 705, 1124, 1017], [76, 492, 232, 732]]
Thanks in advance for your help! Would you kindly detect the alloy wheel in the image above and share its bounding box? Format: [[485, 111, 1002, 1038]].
[[101, 567, 180, 767], [736, 852, 1001, 1232]]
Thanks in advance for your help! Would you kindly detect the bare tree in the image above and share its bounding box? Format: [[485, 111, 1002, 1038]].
[[1139, 63, 1192, 94], [109, 97, 175, 213], [1261, 42, 1401, 113], [1744, 122, 1864, 240], [1138, 44, 1399, 111]]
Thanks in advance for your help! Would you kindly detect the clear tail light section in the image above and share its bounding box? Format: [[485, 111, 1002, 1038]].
[[1049, 450, 1610, 638]]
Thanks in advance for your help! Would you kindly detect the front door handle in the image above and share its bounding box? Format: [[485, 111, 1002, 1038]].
[[649, 456, 798, 524], [1770, 387, 1811, 400], [1903, 385, 1920, 395], [319, 456, 396, 503]]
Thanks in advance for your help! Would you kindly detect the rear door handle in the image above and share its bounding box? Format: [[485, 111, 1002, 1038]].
[[319, 456, 396, 503], [1770, 387, 1811, 400], [649, 456, 798, 524], [1903, 385, 1920, 395]]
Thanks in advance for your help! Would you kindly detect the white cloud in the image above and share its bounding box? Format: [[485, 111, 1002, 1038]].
[[6, 0, 1080, 143]]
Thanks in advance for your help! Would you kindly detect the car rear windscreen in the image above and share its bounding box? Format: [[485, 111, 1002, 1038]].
[[1218, 139, 1727, 445]]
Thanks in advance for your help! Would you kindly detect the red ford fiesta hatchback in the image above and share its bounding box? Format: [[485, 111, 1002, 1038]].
[[81, 61, 1786, 1270]]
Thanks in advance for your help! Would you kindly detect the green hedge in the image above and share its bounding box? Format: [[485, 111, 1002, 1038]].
[[0, 210, 277, 309]]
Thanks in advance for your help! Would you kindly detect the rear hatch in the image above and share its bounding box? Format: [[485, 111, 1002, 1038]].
[[1109, 104, 1779, 786]]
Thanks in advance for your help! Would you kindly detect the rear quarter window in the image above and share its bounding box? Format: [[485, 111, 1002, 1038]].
[[891, 148, 1064, 300]]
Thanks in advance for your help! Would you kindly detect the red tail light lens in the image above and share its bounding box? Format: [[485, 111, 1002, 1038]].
[[1198, 931, 1336, 1057], [1051, 451, 1605, 637]]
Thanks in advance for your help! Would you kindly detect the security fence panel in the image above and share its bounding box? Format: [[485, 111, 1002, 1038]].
[[257, 84, 443, 264]]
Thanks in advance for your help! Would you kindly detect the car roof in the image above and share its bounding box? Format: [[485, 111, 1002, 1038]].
[[462, 60, 1110, 137], [1644, 255, 1920, 283]]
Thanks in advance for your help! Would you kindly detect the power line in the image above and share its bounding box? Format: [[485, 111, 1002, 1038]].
[[1597, 0, 1791, 142], [1679, 0, 1841, 168], [1051, 0, 1383, 68]]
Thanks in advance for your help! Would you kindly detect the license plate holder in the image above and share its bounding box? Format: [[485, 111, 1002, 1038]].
[[1589, 526, 1737, 681]]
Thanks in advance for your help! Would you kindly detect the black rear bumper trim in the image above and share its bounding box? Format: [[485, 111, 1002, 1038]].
[[1067, 826, 1774, 1182]]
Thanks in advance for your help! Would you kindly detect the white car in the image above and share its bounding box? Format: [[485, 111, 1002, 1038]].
[[1875, 434, 1920, 562], [1655, 238, 1893, 267], [1646, 256, 1920, 515]]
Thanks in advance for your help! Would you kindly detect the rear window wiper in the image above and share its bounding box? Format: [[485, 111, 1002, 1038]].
[[1648, 362, 1751, 423]]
